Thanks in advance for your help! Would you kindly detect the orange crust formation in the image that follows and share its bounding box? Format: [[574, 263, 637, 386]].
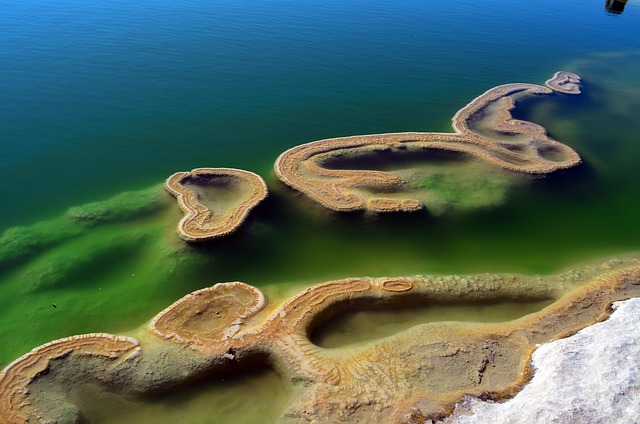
[[3, 255, 640, 423], [274, 72, 582, 212], [0, 334, 139, 424], [165, 168, 268, 241]]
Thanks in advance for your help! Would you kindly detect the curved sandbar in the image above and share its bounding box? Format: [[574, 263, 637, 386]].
[[275, 72, 582, 212], [165, 168, 268, 241], [545, 71, 581, 94], [3, 255, 640, 423]]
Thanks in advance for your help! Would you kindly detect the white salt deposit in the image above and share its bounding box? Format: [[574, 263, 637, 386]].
[[445, 297, 640, 424]]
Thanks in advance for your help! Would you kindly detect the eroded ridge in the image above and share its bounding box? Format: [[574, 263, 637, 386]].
[[165, 168, 268, 241], [3, 256, 639, 423], [0, 334, 140, 424], [275, 72, 582, 212], [545, 71, 581, 95]]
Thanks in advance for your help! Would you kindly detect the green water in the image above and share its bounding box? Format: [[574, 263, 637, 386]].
[[2, 54, 640, 366], [1, 0, 640, 421], [325, 149, 524, 215], [70, 369, 290, 424]]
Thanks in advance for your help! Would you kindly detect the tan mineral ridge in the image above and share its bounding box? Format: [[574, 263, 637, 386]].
[[274, 71, 582, 213], [544, 71, 581, 95], [165, 167, 268, 241], [2, 253, 640, 423]]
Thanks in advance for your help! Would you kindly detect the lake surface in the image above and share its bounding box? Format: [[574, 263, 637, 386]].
[[1, 0, 639, 421]]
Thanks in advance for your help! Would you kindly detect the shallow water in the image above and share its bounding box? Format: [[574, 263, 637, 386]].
[[1, 0, 640, 421], [71, 369, 289, 424], [312, 299, 554, 349], [183, 175, 253, 216]]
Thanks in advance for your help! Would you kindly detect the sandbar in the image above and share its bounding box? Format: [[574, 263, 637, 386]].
[[165, 168, 268, 241], [275, 72, 582, 212]]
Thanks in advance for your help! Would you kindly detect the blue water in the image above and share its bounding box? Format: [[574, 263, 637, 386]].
[[1, 0, 639, 227]]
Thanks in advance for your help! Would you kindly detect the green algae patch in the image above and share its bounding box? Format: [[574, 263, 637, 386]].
[[0, 184, 191, 367], [66, 186, 167, 226], [21, 230, 153, 293], [0, 185, 168, 273], [319, 149, 525, 216], [396, 158, 524, 216], [0, 218, 83, 272]]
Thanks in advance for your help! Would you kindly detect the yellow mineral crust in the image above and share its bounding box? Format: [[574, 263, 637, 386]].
[[274, 72, 582, 212], [165, 167, 268, 241], [149, 282, 266, 348], [0, 334, 140, 424], [2, 256, 640, 423]]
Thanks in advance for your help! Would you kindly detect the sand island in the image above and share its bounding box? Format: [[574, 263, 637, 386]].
[[165, 168, 268, 241], [2, 254, 640, 423], [275, 72, 582, 213]]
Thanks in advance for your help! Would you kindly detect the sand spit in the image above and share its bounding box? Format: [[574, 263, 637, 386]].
[[165, 168, 268, 241], [2, 255, 640, 423], [274, 72, 582, 212]]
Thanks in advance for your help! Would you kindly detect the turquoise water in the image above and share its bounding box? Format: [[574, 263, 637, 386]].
[[1, 0, 640, 419]]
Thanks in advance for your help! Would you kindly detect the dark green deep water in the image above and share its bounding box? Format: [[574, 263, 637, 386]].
[[1, 0, 640, 420]]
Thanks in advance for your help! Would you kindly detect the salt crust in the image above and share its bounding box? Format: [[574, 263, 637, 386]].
[[446, 297, 640, 424]]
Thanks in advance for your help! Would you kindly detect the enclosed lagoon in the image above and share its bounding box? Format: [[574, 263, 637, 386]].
[[1, 0, 640, 422]]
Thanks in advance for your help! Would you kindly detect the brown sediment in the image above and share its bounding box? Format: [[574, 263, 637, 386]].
[[165, 168, 268, 241], [3, 255, 640, 423], [274, 72, 582, 212]]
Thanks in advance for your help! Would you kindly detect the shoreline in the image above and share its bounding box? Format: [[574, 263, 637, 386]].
[[2, 252, 639, 423]]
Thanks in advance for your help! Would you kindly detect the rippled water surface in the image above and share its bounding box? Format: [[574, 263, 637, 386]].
[[1, 0, 639, 421]]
